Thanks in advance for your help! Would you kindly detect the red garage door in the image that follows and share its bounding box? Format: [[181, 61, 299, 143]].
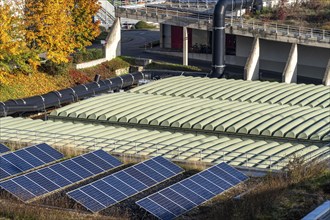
[[171, 26, 192, 49]]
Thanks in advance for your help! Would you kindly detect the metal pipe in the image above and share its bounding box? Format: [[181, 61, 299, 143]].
[[0, 70, 208, 116], [210, 0, 262, 78]]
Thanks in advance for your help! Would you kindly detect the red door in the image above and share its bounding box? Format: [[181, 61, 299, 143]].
[[171, 26, 192, 49]]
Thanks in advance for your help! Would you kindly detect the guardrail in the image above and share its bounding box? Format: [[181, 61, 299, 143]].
[[116, 5, 330, 44], [1, 127, 328, 171]]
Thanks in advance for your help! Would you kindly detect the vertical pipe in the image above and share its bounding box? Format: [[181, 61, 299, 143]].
[[210, 0, 262, 78], [183, 26, 189, 66]]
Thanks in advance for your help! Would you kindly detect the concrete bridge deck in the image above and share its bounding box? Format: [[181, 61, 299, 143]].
[[116, 6, 330, 48]]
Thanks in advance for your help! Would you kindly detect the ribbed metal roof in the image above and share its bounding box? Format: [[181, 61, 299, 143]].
[[50, 92, 330, 141], [1, 117, 328, 170], [130, 76, 330, 108]]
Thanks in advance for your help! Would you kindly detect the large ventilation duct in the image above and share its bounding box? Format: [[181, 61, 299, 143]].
[[0, 70, 207, 116], [210, 0, 262, 78]]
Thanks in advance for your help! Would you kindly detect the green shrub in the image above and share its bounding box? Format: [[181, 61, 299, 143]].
[[135, 21, 157, 29], [105, 57, 130, 71], [72, 49, 105, 64], [39, 60, 71, 75]]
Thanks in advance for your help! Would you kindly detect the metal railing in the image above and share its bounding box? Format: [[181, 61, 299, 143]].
[[1, 127, 329, 171], [116, 5, 330, 43]]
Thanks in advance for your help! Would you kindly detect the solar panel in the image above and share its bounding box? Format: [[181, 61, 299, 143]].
[[136, 162, 248, 220], [0, 150, 122, 202], [0, 143, 64, 180], [0, 143, 10, 154], [67, 156, 184, 213]]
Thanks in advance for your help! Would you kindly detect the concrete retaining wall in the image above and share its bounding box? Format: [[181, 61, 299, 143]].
[[75, 58, 108, 69]]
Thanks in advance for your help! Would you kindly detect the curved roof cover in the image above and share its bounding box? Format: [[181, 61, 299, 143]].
[[0, 117, 329, 171], [130, 76, 330, 108], [50, 77, 330, 141]]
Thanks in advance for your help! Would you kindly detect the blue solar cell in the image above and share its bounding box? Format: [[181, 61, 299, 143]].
[[149, 193, 186, 216], [217, 163, 248, 181], [114, 171, 147, 191], [103, 175, 137, 196], [160, 188, 196, 211], [143, 159, 177, 178], [71, 157, 103, 174], [0, 159, 22, 176], [24, 147, 55, 164], [37, 168, 71, 187], [200, 171, 232, 191], [0, 180, 35, 201], [0, 167, 11, 179], [67, 156, 183, 213], [82, 153, 114, 171], [92, 150, 122, 167], [136, 162, 249, 220], [190, 175, 223, 195], [180, 179, 214, 200], [91, 180, 126, 202], [207, 166, 241, 185], [153, 156, 182, 174], [134, 163, 166, 182], [125, 167, 157, 187], [25, 172, 59, 192], [0, 150, 122, 202], [80, 185, 115, 209], [61, 160, 92, 179], [14, 150, 44, 167], [170, 184, 204, 205], [68, 190, 105, 213], [137, 198, 176, 220], [0, 143, 10, 154], [37, 143, 63, 160], [2, 153, 33, 171], [14, 176, 48, 197], [51, 164, 82, 183]]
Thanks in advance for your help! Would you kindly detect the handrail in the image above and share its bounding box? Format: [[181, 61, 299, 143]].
[[115, 5, 330, 42], [1, 127, 329, 171]]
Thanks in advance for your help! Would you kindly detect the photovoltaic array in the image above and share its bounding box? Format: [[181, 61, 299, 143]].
[[0, 150, 122, 202], [0, 143, 10, 154], [67, 156, 184, 213], [0, 143, 64, 180], [136, 162, 248, 220]]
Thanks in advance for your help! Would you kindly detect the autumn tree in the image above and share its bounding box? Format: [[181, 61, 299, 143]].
[[71, 0, 101, 50], [0, 0, 39, 73], [25, 0, 77, 64], [1, 0, 101, 73]]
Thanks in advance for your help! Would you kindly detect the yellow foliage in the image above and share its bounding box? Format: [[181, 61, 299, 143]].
[[0, 71, 71, 101]]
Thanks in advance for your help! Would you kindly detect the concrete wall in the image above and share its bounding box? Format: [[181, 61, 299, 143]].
[[298, 45, 330, 80], [75, 58, 108, 69], [259, 39, 291, 73], [105, 18, 121, 60]]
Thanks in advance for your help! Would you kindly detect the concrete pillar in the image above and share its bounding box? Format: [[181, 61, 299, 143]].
[[244, 37, 260, 80], [105, 17, 121, 61], [282, 43, 298, 83], [322, 59, 330, 86], [183, 26, 188, 66], [160, 23, 164, 48]]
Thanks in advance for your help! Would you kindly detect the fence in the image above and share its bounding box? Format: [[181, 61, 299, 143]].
[[1, 127, 328, 172], [116, 5, 330, 43]]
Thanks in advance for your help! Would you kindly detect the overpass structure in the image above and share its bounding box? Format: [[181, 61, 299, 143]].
[[113, 1, 330, 84], [116, 5, 330, 48]]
